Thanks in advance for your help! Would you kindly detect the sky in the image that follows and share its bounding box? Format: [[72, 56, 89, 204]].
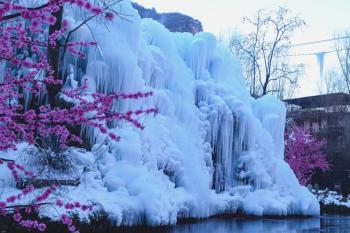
[[135, 0, 350, 97]]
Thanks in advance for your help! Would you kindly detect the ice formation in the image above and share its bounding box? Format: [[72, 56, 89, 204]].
[[315, 52, 327, 79], [0, 0, 319, 226]]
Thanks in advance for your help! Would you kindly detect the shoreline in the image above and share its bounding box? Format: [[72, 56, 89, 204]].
[[0, 211, 324, 233], [320, 203, 350, 215]]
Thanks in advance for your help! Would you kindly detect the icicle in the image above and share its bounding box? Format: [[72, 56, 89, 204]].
[[23, 70, 46, 110], [63, 64, 78, 90], [315, 52, 327, 79]]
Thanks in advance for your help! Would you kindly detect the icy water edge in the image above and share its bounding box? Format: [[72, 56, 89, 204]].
[[115, 215, 350, 233]]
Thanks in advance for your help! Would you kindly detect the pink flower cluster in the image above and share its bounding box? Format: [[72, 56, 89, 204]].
[[0, 0, 154, 232], [55, 199, 93, 212], [0, 158, 92, 233], [0, 176, 50, 232], [285, 124, 330, 185], [67, 41, 97, 58], [12, 212, 47, 231], [61, 214, 79, 233], [56, 200, 92, 233], [2, 158, 34, 173], [16, 216, 47, 232], [0, 0, 155, 151]]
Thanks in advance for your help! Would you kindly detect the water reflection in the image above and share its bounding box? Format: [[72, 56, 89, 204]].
[[115, 215, 350, 233], [171, 217, 320, 233], [319, 215, 350, 233]]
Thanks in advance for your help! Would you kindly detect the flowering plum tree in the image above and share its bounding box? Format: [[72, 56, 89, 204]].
[[285, 124, 330, 186], [0, 0, 156, 232]]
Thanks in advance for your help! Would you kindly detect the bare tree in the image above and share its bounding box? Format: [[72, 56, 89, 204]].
[[335, 30, 350, 93], [317, 30, 350, 95], [317, 68, 347, 94], [229, 7, 305, 98]]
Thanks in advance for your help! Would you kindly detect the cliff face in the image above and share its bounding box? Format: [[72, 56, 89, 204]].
[[132, 2, 203, 34]]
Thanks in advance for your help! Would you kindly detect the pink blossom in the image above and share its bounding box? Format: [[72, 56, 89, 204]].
[[285, 124, 330, 185], [105, 12, 114, 21], [13, 213, 22, 222], [0, 0, 157, 232], [38, 223, 47, 232]]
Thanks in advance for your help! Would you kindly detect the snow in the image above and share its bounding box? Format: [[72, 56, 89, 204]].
[[0, 0, 319, 226], [316, 189, 350, 208]]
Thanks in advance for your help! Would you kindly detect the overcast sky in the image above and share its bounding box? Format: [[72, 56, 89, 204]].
[[135, 0, 350, 97]]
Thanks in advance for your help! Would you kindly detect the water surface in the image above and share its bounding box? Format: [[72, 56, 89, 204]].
[[118, 215, 350, 233]]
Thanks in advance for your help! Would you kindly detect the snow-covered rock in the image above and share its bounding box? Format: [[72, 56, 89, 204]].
[[316, 189, 350, 208]]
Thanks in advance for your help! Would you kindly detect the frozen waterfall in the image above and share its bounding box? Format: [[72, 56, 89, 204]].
[[59, 0, 320, 224], [0, 0, 319, 226]]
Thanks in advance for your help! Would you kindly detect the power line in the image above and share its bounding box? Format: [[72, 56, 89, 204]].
[[287, 50, 335, 57], [290, 36, 350, 47], [287, 48, 348, 57]]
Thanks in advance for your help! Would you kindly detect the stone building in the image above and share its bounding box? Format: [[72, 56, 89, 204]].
[[284, 93, 350, 194]]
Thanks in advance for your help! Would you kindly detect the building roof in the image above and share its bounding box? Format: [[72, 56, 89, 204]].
[[284, 93, 350, 109]]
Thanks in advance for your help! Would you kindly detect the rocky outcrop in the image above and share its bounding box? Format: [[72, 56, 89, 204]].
[[132, 2, 203, 34]]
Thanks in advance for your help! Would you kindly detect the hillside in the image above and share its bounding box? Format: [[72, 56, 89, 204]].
[[132, 2, 203, 34]]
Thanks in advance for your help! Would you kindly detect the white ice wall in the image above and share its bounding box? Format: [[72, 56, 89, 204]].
[[0, 0, 319, 226], [61, 0, 320, 223]]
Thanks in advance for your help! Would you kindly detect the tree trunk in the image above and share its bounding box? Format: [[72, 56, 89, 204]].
[[47, 7, 63, 107], [262, 74, 269, 95]]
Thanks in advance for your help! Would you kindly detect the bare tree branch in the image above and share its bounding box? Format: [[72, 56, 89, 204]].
[[227, 7, 305, 98]]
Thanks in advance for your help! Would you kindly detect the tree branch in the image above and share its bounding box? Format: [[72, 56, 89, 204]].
[[0, 2, 49, 21]]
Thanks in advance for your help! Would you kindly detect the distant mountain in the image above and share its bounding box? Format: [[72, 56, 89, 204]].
[[132, 2, 203, 34]]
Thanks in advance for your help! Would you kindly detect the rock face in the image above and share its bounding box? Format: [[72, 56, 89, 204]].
[[132, 2, 203, 34]]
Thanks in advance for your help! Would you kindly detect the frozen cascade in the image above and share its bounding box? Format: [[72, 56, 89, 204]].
[[1, 0, 319, 226], [77, 5, 319, 219]]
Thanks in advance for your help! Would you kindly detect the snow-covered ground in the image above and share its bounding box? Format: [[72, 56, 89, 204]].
[[316, 190, 350, 208], [0, 0, 319, 226]]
